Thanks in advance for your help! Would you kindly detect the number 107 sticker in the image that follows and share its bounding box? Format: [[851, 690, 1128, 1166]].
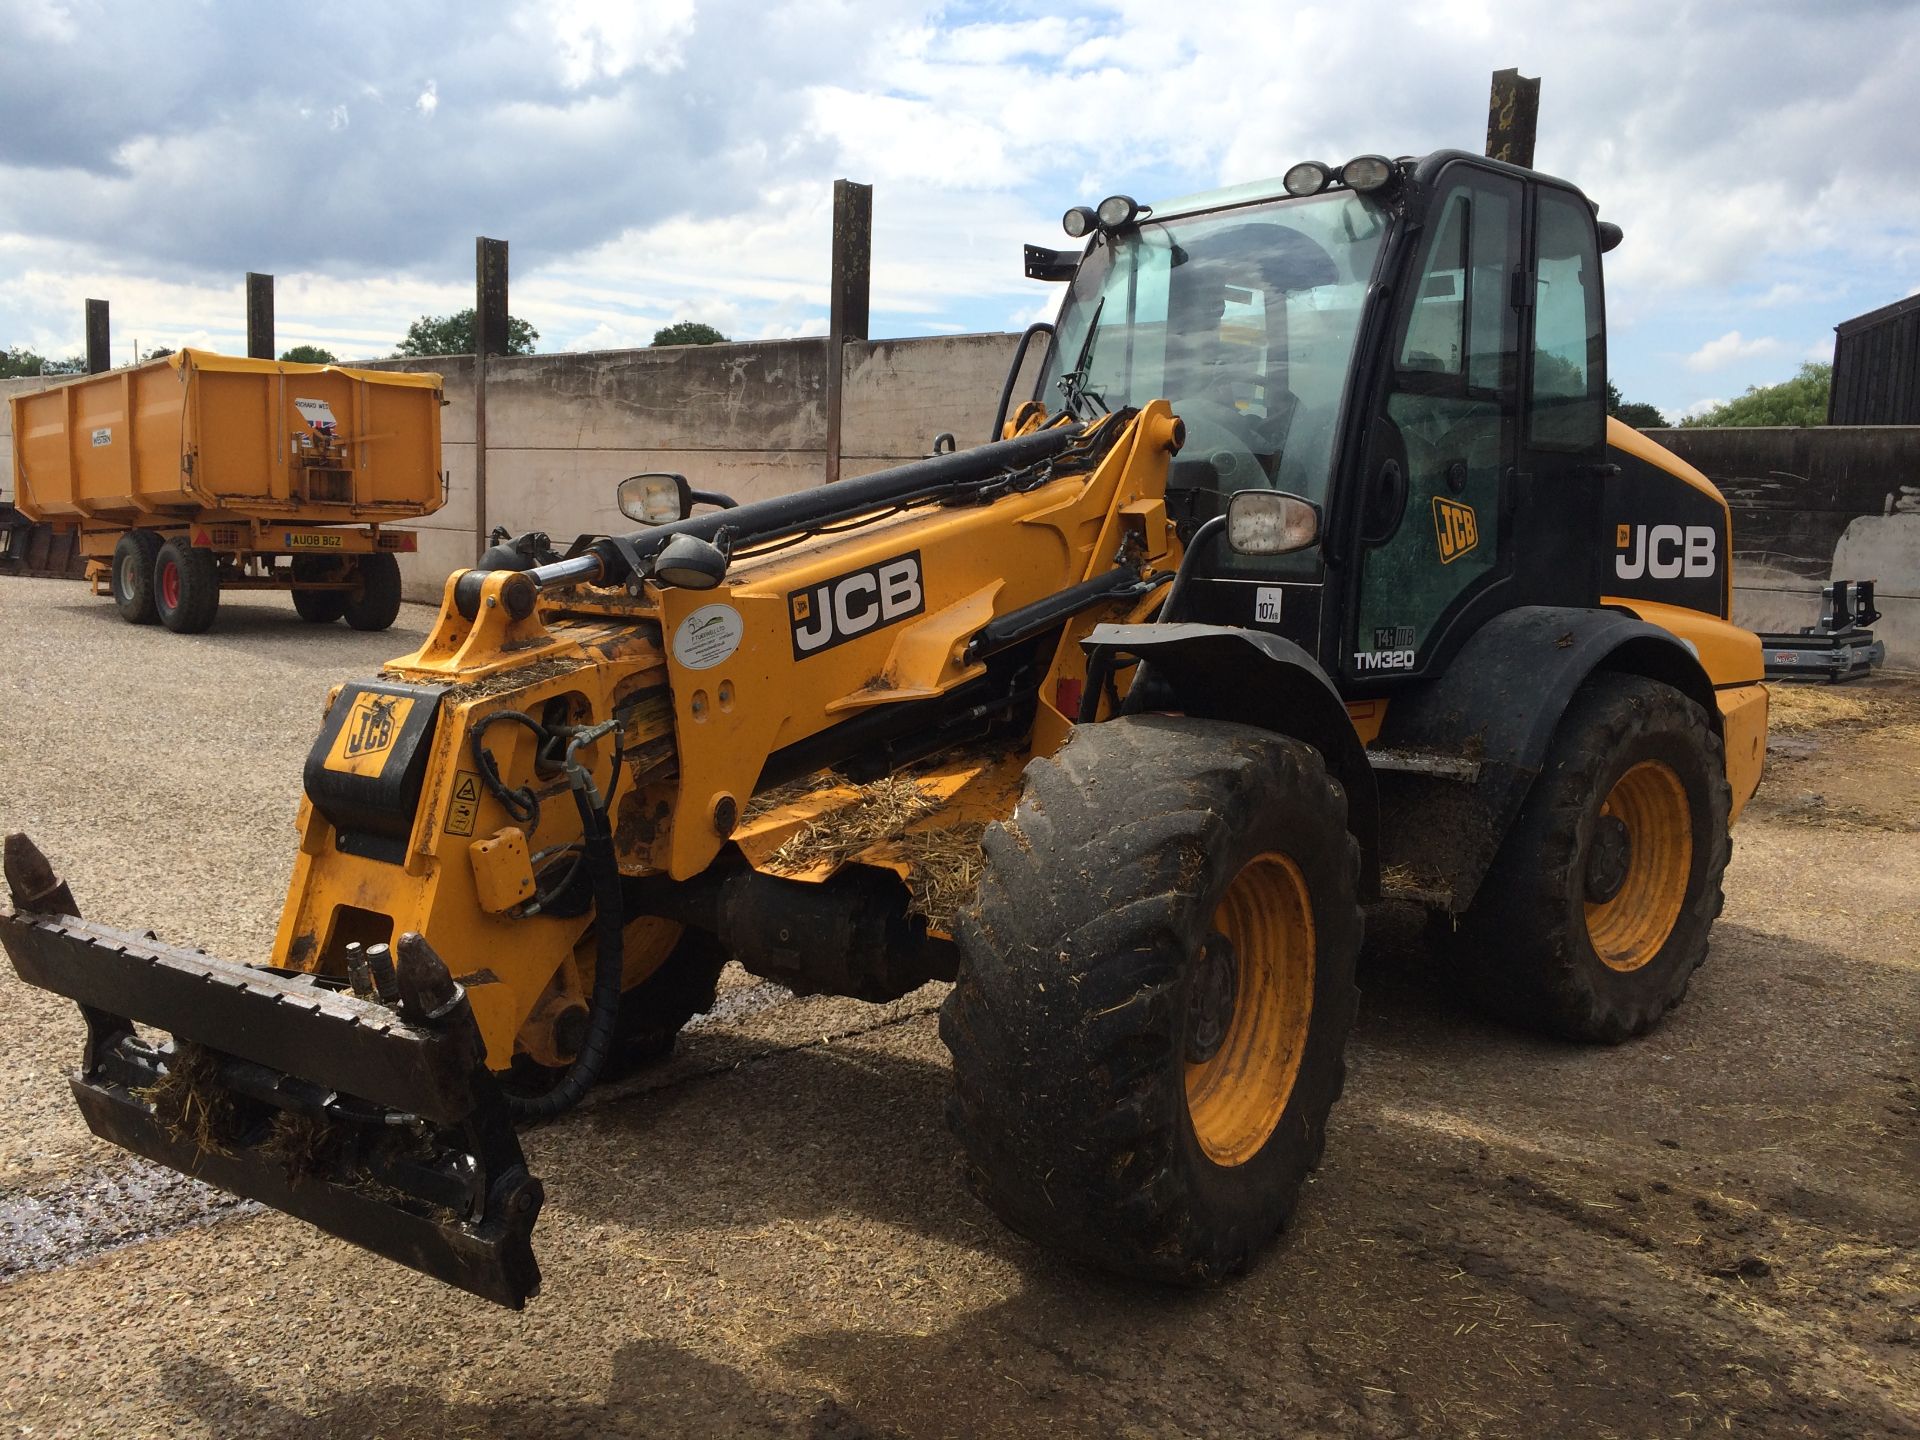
[[1255, 587, 1284, 624]]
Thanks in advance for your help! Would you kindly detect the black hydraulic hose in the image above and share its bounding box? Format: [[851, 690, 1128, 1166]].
[[504, 780, 625, 1122]]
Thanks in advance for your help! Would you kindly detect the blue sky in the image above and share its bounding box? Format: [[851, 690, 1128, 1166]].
[[3, 0, 1917, 422]]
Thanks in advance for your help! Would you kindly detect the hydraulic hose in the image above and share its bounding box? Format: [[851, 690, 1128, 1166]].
[[504, 778, 625, 1122]]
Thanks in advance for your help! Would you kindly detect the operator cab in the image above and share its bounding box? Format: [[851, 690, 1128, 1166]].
[[1027, 150, 1618, 694]]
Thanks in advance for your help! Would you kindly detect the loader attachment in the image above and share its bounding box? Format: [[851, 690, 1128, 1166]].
[[0, 842, 544, 1308]]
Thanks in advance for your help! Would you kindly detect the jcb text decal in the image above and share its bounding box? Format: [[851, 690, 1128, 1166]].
[[323, 693, 416, 778], [789, 551, 926, 659], [1432, 497, 1479, 564], [1615, 523, 1717, 580]]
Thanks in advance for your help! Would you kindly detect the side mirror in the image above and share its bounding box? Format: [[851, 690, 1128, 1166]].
[[1226, 490, 1320, 556], [617, 472, 692, 525]]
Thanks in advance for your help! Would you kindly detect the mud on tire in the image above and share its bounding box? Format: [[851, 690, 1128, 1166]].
[[941, 715, 1362, 1284], [1445, 672, 1731, 1043]]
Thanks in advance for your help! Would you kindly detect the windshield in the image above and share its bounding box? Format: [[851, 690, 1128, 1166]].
[[1040, 189, 1388, 522]]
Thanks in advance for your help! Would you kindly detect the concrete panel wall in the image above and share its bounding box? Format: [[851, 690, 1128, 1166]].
[[1645, 426, 1920, 668], [373, 330, 1026, 600]]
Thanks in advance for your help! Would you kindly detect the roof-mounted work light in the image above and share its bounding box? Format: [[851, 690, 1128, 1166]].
[[1283, 161, 1332, 197]]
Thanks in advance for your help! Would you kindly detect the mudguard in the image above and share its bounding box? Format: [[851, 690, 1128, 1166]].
[[1083, 622, 1380, 896], [1370, 604, 1718, 911]]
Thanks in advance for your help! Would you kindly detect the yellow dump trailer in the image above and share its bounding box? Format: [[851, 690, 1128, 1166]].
[[10, 349, 444, 632]]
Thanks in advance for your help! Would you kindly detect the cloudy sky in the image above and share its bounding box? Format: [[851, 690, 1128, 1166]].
[[2, 0, 1916, 420]]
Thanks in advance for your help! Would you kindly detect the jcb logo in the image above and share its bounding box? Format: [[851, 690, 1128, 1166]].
[[789, 551, 926, 659], [322, 693, 415, 778], [1432, 497, 1479, 564], [1615, 523, 1717, 581]]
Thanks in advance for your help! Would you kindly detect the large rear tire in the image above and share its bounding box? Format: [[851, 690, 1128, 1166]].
[[110, 529, 163, 624], [343, 552, 403, 631], [1445, 673, 1730, 1042], [154, 539, 220, 634], [942, 715, 1361, 1284]]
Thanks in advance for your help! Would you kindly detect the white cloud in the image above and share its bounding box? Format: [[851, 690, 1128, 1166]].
[[416, 81, 438, 118], [1685, 330, 1785, 373], [1680, 397, 1727, 421]]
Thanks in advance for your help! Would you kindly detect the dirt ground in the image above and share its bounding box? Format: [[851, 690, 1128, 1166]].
[[0, 574, 1915, 1439]]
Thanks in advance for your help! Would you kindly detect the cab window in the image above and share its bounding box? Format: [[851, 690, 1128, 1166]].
[[1528, 189, 1604, 450]]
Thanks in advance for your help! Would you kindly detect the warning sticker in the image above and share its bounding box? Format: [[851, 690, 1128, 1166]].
[[445, 771, 482, 838]]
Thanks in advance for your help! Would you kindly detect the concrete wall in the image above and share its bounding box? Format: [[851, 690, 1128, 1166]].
[[371, 331, 1024, 598], [0, 333, 1030, 600], [1645, 426, 1920, 668]]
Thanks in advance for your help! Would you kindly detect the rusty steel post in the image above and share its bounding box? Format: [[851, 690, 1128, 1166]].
[[823, 179, 872, 486], [3, 834, 77, 917], [473, 237, 509, 564], [246, 273, 275, 360], [1486, 68, 1542, 169], [84, 300, 110, 374]]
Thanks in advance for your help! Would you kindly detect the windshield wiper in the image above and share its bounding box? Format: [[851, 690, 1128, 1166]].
[[1056, 296, 1110, 420]]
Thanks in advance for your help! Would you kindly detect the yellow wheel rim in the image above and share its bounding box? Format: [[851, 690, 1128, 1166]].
[[1184, 853, 1315, 1167], [1584, 760, 1692, 972]]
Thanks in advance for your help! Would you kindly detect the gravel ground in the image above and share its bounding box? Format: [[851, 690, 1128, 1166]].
[[1, 575, 1916, 1439]]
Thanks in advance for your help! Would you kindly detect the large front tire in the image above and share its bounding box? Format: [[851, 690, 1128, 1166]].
[[1446, 673, 1731, 1043], [942, 715, 1361, 1284]]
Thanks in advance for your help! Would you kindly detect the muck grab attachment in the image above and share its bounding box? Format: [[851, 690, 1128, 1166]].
[[1, 837, 543, 1307]]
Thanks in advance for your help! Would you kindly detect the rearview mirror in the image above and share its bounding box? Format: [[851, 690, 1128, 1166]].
[[1226, 490, 1320, 555], [617, 472, 692, 525]]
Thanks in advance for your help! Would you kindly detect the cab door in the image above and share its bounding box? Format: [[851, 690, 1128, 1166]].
[[1344, 162, 1523, 686]]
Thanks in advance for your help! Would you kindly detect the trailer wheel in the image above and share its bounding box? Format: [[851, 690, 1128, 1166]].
[[1447, 673, 1730, 1042], [154, 539, 220, 634], [290, 556, 348, 624], [343, 552, 403, 631], [942, 715, 1361, 1284], [110, 529, 164, 624]]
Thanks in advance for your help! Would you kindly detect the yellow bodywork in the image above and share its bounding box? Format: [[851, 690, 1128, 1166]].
[[264, 400, 1768, 1075], [271, 406, 1185, 1067]]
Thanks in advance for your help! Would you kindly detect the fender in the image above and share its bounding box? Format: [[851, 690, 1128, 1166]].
[[1371, 605, 1719, 912], [1083, 622, 1381, 897]]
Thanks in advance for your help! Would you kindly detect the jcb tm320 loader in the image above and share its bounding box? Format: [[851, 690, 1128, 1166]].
[[1, 150, 1767, 1307]]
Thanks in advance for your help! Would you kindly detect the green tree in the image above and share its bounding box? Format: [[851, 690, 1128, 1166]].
[[1682, 361, 1830, 428], [0, 346, 82, 378], [1605, 379, 1669, 430], [280, 343, 339, 364], [394, 309, 539, 357], [142, 346, 174, 361], [651, 321, 729, 347]]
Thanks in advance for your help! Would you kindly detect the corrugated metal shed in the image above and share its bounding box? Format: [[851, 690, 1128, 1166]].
[[1829, 293, 1920, 425]]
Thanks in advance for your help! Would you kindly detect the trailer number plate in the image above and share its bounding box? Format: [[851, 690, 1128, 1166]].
[[287, 532, 345, 549]]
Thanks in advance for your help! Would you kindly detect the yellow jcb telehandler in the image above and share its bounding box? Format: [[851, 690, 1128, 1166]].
[[1, 149, 1768, 1307]]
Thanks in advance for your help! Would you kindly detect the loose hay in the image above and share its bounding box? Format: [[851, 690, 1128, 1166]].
[[763, 775, 990, 930], [138, 1043, 243, 1158], [1766, 682, 1920, 740]]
